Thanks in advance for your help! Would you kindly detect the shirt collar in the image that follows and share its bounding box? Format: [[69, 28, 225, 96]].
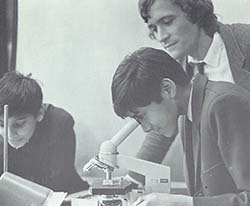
[[188, 32, 223, 68]]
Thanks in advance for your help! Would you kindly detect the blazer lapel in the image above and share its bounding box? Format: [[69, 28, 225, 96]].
[[191, 74, 208, 125], [182, 74, 208, 195], [191, 74, 208, 193], [181, 116, 195, 195]]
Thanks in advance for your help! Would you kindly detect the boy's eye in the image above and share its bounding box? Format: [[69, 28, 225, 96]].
[[13, 121, 25, 128], [162, 17, 174, 25]]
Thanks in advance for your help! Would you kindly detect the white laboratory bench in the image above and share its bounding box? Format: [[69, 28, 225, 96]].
[[69, 181, 187, 206]]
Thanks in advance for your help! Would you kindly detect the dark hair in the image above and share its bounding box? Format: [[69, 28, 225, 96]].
[[0, 71, 43, 117], [139, 0, 218, 37], [112, 47, 189, 118]]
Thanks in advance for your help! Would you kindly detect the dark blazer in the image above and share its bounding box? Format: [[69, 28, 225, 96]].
[[183, 74, 250, 205], [128, 22, 250, 184], [219, 23, 250, 90]]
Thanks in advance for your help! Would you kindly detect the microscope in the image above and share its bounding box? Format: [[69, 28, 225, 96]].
[[83, 119, 171, 206]]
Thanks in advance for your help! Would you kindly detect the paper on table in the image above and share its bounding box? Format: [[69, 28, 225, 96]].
[[71, 197, 98, 206], [65, 189, 91, 201], [47, 192, 67, 206]]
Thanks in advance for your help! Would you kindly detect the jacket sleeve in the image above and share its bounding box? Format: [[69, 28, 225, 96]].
[[194, 94, 250, 206], [128, 131, 175, 185], [47, 114, 89, 193]]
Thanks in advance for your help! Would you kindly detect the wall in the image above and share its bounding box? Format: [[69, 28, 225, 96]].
[[17, 0, 250, 181]]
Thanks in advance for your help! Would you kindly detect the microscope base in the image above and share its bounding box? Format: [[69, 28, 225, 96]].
[[90, 179, 134, 195]]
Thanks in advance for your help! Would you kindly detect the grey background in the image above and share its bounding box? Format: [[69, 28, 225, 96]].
[[16, 0, 250, 181]]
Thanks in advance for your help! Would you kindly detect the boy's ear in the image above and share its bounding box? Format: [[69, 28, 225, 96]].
[[36, 105, 45, 122], [161, 78, 176, 98]]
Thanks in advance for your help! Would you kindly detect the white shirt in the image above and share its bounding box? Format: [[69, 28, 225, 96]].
[[188, 32, 235, 83], [187, 32, 235, 121], [187, 85, 193, 121]]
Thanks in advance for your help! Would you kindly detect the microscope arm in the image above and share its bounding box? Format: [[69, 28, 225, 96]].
[[97, 119, 139, 168], [110, 119, 139, 146], [83, 119, 139, 171]]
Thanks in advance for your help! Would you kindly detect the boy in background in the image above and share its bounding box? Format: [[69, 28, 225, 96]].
[[0, 71, 88, 193]]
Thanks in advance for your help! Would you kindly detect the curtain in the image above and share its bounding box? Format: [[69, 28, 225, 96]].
[[0, 0, 18, 78]]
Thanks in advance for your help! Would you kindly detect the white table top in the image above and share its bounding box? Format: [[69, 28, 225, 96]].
[[71, 198, 97, 206], [71, 196, 130, 206], [69, 181, 187, 206]]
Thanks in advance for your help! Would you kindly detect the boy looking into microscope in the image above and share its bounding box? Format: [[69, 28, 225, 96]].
[[112, 47, 250, 206]]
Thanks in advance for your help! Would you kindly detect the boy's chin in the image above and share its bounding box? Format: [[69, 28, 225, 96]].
[[9, 141, 27, 149]]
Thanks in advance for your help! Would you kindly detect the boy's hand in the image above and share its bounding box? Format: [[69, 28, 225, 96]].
[[132, 193, 193, 206]]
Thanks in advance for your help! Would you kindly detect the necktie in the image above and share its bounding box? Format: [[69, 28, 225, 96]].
[[197, 62, 205, 75], [186, 62, 205, 78]]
